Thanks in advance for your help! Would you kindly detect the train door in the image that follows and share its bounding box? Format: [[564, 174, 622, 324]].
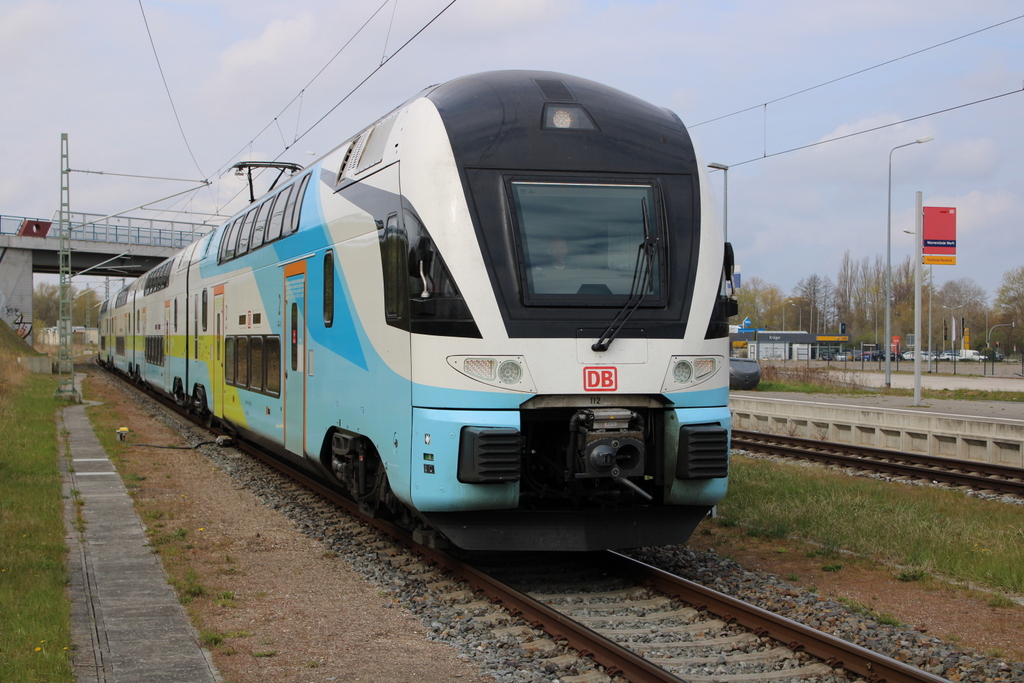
[[163, 299, 171, 388], [283, 261, 306, 456], [213, 286, 224, 417]]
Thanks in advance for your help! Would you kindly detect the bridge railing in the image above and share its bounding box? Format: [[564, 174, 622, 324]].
[[1, 213, 217, 249]]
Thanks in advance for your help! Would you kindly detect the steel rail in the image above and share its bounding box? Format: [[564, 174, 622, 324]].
[[733, 430, 1024, 497], [94, 363, 687, 682], [603, 551, 951, 683], [97, 365, 952, 682]]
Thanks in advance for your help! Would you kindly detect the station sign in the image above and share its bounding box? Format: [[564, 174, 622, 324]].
[[817, 335, 850, 342], [923, 206, 956, 266]]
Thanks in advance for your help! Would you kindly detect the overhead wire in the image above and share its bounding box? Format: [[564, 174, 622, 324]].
[[726, 85, 1024, 168], [216, 0, 459, 213], [285, 0, 459, 155], [212, 0, 392, 181], [137, 0, 210, 184], [691, 12, 1024, 128]]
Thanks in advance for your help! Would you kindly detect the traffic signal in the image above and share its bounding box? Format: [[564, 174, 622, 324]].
[[840, 322, 846, 335], [943, 319, 948, 341]]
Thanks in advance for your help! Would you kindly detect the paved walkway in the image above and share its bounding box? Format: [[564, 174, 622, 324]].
[[60, 395, 221, 682]]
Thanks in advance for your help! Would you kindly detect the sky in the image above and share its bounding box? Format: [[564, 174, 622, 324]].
[[2, 0, 1022, 301]]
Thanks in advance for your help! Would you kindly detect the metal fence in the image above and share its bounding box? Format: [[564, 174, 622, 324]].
[[1, 213, 215, 249]]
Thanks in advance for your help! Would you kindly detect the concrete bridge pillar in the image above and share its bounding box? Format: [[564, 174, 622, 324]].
[[0, 247, 35, 345]]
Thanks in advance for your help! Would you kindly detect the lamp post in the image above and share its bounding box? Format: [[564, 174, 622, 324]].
[[708, 162, 729, 242], [885, 136, 933, 388]]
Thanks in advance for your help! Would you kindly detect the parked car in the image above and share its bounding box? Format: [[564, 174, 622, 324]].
[[729, 357, 761, 390]]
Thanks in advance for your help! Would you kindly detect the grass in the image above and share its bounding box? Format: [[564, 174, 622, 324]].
[[717, 455, 1024, 595], [0, 356, 73, 682], [755, 361, 1024, 402]]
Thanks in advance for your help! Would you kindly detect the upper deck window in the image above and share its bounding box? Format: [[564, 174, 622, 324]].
[[510, 182, 664, 306]]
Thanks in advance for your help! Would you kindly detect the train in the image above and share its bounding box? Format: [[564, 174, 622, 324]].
[[98, 70, 736, 551]]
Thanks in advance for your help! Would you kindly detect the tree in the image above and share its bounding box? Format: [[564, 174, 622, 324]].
[[793, 274, 835, 334], [936, 277, 987, 349], [994, 266, 1024, 353], [33, 282, 104, 330]]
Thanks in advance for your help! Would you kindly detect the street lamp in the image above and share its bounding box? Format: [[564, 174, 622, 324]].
[[885, 136, 933, 388], [791, 301, 801, 330], [708, 162, 729, 242]]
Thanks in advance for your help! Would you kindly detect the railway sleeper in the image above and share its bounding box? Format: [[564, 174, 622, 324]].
[[646, 644, 795, 667]]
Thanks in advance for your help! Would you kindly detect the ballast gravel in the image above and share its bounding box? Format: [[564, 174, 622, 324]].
[[118, 378, 1023, 683]]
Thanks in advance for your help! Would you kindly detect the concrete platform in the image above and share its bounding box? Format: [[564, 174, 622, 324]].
[[60, 395, 221, 682], [731, 388, 1024, 467]]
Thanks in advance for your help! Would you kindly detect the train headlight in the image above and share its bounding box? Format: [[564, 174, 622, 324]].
[[463, 358, 496, 381], [498, 360, 523, 385], [673, 360, 693, 384], [542, 103, 597, 131], [694, 357, 716, 378], [662, 355, 724, 392], [448, 355, 535, 392]]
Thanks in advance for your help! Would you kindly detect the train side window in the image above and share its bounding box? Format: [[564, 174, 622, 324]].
[[225, 337, 236, 385], [266, 186, 291, 242], [285, 174, 311, 235], [379, 213, 408, 322], [193, 294, 199, 359], [236, 208, 258, 257], [323, 250, 334, 328], [236, 336, 249, 388], [221, 217, 243, 261], [290, 303, 299, 371], [251, 197, 274, 249], [201, 289, 208, 331], [265, 336, 281, 396], [249, 336, 263, 392]]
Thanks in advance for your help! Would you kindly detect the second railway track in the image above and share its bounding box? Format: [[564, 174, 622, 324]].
[[732, 429, 1024, 498]]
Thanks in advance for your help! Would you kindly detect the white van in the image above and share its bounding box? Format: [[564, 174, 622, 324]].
[[956, 349, 983, 362]]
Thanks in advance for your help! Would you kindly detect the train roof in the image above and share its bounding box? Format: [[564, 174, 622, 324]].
[[425, 70, 698, 175]]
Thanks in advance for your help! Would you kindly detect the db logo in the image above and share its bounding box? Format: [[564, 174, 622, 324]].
[[584, 366, 618, 392]]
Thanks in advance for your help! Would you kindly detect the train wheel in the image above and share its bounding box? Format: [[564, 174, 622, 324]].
[[192, 385, 214, 428]]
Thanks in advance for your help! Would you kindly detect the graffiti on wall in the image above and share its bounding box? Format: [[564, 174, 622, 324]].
[[0, 288, 32, 340], [11, 312, 32, 339]]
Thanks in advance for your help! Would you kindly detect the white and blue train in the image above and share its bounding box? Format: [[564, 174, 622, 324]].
[[98, 71, 736, 551]]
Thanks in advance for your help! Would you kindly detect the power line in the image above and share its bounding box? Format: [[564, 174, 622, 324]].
[[286, 0, 459, 154], [137, 0, 208, 181], [216, 0, 459, 214], [727, 85, 1024, 168], [213, 0, 392, 181], [69, 169, 206, 183], [692, 13, 1024, 128]]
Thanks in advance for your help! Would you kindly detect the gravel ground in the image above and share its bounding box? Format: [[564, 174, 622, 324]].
[[90, 368, 1024, 682]]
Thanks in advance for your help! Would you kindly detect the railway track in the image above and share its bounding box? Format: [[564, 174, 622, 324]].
[[97, 363, 956, 682], [732, 430, 1024, 498]]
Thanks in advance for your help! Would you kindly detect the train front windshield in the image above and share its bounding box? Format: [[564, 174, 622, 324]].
[[511, 182, 664, 305]]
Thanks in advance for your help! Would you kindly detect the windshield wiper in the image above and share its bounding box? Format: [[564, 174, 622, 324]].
[[592, 199, 657, 352]]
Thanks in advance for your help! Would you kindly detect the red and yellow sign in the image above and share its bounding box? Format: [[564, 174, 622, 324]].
[[923, 207, 956, 265]]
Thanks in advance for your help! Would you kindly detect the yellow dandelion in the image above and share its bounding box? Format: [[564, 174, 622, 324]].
[[35, 647, 41, 652], [198, 528, 205, 531]]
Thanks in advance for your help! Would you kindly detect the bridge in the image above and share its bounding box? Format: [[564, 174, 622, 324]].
[[0, 212, 215, 345]]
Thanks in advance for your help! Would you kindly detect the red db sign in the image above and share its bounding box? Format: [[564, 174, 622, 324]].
[[584, 366, 617, 392]]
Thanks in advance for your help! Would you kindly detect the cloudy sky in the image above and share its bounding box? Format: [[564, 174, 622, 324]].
[[2, 0, 1022, 299]]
